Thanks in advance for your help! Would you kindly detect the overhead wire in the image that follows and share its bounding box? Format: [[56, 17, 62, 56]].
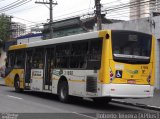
[[25, 0, 158, 31], [0, 0, 24, 11], [5, 0, 159, 34], [104, 0, 159, 19], [0, 0, 32, 13], [8, 5, 40, 14], [40, 1, 157, 24]]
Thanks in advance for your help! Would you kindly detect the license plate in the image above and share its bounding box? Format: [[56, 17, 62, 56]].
[[127, 80, 136, 84]]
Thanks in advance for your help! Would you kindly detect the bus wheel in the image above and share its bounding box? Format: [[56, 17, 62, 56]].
[[93, 98, 111, 105], [58, 81, 69, 103], [14, 76, 23, 93]]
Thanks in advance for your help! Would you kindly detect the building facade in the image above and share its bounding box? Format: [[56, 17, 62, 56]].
[[11, 22, 26, 38], [42, 16, 121, 39], [130, 0, 159, 20]]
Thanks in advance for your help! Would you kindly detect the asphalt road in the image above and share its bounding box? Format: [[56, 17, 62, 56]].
[[0, 86, 159, 119]]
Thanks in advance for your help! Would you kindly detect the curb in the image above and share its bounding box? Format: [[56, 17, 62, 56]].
[[112, 100, 160, 112]]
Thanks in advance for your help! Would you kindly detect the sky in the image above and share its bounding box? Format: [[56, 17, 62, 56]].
[[0, 0, 129, 30]]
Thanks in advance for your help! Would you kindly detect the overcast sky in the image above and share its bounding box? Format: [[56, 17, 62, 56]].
[[0, 0, 129, 29]]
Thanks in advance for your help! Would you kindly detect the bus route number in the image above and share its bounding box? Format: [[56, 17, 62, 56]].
[[64, 71, 73, 76]]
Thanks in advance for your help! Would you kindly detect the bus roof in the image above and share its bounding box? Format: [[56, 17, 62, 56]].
[[9, 30, 152, 51], [9, 30, 100, 51]]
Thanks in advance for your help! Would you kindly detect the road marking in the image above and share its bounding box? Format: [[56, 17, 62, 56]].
[[147, 105, 160, 109], [72, 112, 97, 119], [112, 100, 160, 111], [7, 95, 23, 100]]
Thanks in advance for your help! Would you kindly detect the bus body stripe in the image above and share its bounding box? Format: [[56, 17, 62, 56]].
[[9, 44, 27, 50]]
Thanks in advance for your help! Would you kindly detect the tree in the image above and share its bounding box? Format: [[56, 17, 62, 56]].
[[0, 14, 11, 43]]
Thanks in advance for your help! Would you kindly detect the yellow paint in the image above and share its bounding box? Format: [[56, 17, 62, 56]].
[[5, 69, 24, 89], [52, 76, 85, 83], [150, 36, 155, 86], [31, 77, 43, 80], [109, 61, 152, 85], [98, 30, 155, 86], [98, 30, 111, 84], [52, 78, 59, 80], [9, 44, 27, 50]]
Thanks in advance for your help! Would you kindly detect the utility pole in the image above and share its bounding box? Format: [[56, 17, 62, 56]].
[[35, 0, 57, 39], [95, 0, 102, 30]]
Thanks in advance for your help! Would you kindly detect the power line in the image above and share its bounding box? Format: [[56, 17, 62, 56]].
[[0, 0, 22, 10], [105, 0, 158, 16], [35, 0, 58, 38], [103, 0, 151, 12], [29, 0, 158, 25], [26, 1, 154, 28], [9, 0, 160, 35], [8, 5, 40, 14], [0, 0, 32, 13], [12, 15, 39, 24], [95, 0, 102, 30], [104, 2, 159, 20]]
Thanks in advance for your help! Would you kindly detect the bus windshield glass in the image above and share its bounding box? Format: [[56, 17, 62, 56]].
[[112, 30, 152, 64]]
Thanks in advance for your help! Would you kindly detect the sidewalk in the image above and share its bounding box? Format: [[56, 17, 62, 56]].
[[113, 90, 160, 108]]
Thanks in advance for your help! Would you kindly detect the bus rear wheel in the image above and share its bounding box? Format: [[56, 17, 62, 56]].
[[14, 76, 23, 93], [58, 81, 69, 103]]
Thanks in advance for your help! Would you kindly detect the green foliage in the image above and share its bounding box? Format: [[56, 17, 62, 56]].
[[0, 14, 11, 42]]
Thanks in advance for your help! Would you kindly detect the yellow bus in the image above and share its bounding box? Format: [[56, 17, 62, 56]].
[[5, 30, 155, 103]]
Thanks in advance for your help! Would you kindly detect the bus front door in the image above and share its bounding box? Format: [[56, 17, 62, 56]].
[[25, 50, 32, 89], [43, 48, 53, 91]]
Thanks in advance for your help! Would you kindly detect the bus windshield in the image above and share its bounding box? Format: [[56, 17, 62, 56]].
[[112, 30, 152, 64]]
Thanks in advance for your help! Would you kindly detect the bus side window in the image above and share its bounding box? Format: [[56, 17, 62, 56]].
[[70, 41, 88, 68], [32, 48, 44, 69], [55, 44, 70, 68], [7, 51, 15, 67], [86, 38, 102, 70], [89, 39, 102, 61], [14, 50, 25, 68]]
